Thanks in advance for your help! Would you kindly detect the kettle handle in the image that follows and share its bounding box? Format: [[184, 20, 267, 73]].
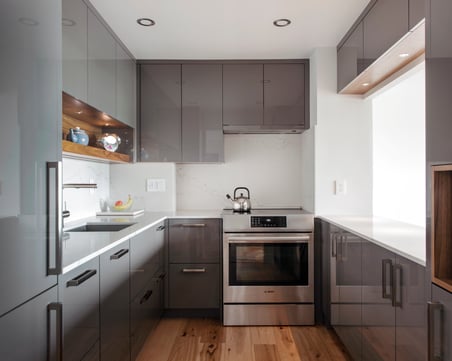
[[234, 187, 250, 199]]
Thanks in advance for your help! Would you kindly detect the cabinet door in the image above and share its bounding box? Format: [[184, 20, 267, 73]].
[[263, 63, 307, 127], [181, 64, 223, 162], [429, 0, 452, 58], [168, 219, 220, 263], [337, 22, 364, 91], [223, 64, 263, 126], [0, 0, 60, 317], [140, 64, 182, 162], [409, 0, 425, 30], [395, 256, 426, 361], [116, 45, 136, 128], [87, 8, 116, 116], [62, 0, 87, 102], [59, 257, 100, 361], [0, 286, 58, 361], [100, 242, 130, 361], [431, 284, 452, 361], [363, 0, 409, 64], [169, 263, 219, 308], [361, 241, 396, 361]]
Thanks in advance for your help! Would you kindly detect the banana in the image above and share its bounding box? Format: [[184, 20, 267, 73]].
[[113, 194, 133, 211]]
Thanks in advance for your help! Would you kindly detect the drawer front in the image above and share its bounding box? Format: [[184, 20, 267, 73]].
[[59, 257, 100, 361], [168, 219, 220, 263], [169, 263, 219, 309]]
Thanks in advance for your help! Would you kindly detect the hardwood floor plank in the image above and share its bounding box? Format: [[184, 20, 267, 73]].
[[250, 325, 276, 345], [254, 344, 281, 361], [273, 326, 301, 361], [317, 326, 352, 361], [220, 326, 254, 361]]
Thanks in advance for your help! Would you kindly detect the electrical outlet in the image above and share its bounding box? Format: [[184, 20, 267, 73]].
[[334, 180, 347, 195], [146, 178, 166, 192]]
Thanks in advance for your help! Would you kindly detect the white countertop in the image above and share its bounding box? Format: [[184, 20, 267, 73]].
[[319, 215, 426, 266], [62, 210, 222, 274]]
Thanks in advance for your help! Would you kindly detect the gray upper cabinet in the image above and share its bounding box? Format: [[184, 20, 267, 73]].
[[87, 8, 116, 117], [429, 0, 452, 58], [223, 64, 263, 126], [140, 64, 182, 162], [62, 0, 87, 102], [337, 22, 364, 91], [116, 45, 136, 128], [363, 0, 409, 64], [181, 64, 223, 162], [409, 0, 425, 30], [264, 63, 307, 127]]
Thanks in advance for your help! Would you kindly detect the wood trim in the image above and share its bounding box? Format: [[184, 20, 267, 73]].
[[62, 140, 130, 163], [431, 164, 452, 293]]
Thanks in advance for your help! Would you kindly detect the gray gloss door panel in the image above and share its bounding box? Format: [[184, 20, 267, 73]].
[[62, 0, 88, 101], [0, 286, 58, 361], [263, 63, 307, 126], [116, 45, 136, 128], [409, 0, 425, 29], [181, 64, 223, 162], [168, 219, 220, 263], [140, 64, 182, 162], [87, 8, 116, 116], [0, 0, 61, 317], [223, 64, 263, 126], [429, 0, 452, 58], [431, 284, 452, 361], [169, 263, 220, 308], [59, 257, 100, 361], [100, 242, 130, 361], [337, 22, 364, 91]]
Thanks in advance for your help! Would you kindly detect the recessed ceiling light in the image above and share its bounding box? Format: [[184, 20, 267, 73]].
[[362, 82, 370, 87], [137, 18, 155, 27], [399, 53, 410, 58], [273, 19, 291, 27]]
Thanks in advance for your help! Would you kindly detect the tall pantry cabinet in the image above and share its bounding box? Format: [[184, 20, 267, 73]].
[[0, 0, 62, 360]]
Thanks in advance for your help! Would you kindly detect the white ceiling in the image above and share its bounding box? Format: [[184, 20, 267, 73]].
[[90, 0, 370, 60]]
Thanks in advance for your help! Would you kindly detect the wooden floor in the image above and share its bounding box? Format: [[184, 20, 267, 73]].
[[136, 318, 351, 361]]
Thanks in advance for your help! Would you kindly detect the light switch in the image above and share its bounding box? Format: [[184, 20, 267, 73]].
[[146, 178, 166, 192], [334, 180, 347, 195]]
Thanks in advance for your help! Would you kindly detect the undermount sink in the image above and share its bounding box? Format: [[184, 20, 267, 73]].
[[66, 222, 136, 232]]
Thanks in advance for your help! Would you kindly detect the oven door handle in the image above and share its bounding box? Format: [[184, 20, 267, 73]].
[[227, 236, 311, 243]]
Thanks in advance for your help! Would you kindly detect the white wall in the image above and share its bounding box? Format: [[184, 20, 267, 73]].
[[110, 163, 176, 212], [312, 48, 373, 215], [62, 158, 110, 221], [372, 66, 425, 226], [176, 134, 303, 210]]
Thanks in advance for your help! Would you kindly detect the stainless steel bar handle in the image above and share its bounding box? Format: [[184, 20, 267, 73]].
[[66, 269, 97, 287], [47, 302, 63, 361], [47, 162, 62, 275], [182, 268, 206, 273], [331, 233, 337, 258], [181, 223, 206, 227], [228, 235, 311, 243], [428, 302, 444, 361], [110, 248, 129, 260], [392, 264, 403, 307], [382, 259, 393, 300]]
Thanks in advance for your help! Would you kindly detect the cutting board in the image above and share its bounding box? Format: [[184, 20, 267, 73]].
[[96, 209, 144, 217]]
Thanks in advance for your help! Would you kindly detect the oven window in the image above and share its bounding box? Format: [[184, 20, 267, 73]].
[[229, 243, 309, 286]]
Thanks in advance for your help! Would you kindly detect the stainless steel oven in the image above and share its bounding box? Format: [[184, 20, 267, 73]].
[[222, 209, 314, 326]]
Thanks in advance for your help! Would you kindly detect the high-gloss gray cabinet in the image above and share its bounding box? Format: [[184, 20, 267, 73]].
[[430, 285, 452, 361], [116, 44, 136, 128], [100, 242, 130, 361], [167, 219, 221, 310], [140, 64, 182, 162], [59, 257, 100, 361], [363, 0, 409, 65], [87, 8, 116, 117], [409, 0, 425, 29], [429, 0, 452, 58], [0, 0, 61, 356], [181, 64, 223, 162], [337, 22, 364, 92], [62, 0, 88, 102]]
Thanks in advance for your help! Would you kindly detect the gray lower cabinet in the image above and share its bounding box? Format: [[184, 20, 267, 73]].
[[167, 219, 221, 311], [0, 287, 59, 361], [430, 284, 452, 361], [181, 64, 223, 162], [87, 8, 116, 117], [62, 0, 88, 102], [100, 243, 130, 361], [59, 258, 100, 361]]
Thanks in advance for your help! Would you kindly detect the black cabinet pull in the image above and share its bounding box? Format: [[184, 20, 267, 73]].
[[139, 290, 153, 304], [47, 302, 63, 361], [158, 272, 166, 280], [392, 264, 403, 307], [382, 259, 393, 300], [110, 248, 129, 260], [428, 302, 444, 361], [67, 269, 97, 287], [156, 225, 166, 231]]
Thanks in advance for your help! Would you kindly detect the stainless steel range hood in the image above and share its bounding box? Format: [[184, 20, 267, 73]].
[[223, 124, 304, 134]]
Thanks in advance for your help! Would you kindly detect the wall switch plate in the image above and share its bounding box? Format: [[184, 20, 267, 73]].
[[146, 178, 166, 192], [334, 180, 347, 195]]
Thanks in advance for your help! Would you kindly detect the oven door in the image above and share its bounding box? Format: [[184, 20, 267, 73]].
[[223, 233, 313, 303]]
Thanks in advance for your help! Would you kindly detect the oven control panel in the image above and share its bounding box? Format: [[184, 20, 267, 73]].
[[250, 216, 287, 228]]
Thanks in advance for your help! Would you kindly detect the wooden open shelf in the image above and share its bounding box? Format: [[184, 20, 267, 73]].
[[431, 164, 452, 293], [62, 92, 133, 163]]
